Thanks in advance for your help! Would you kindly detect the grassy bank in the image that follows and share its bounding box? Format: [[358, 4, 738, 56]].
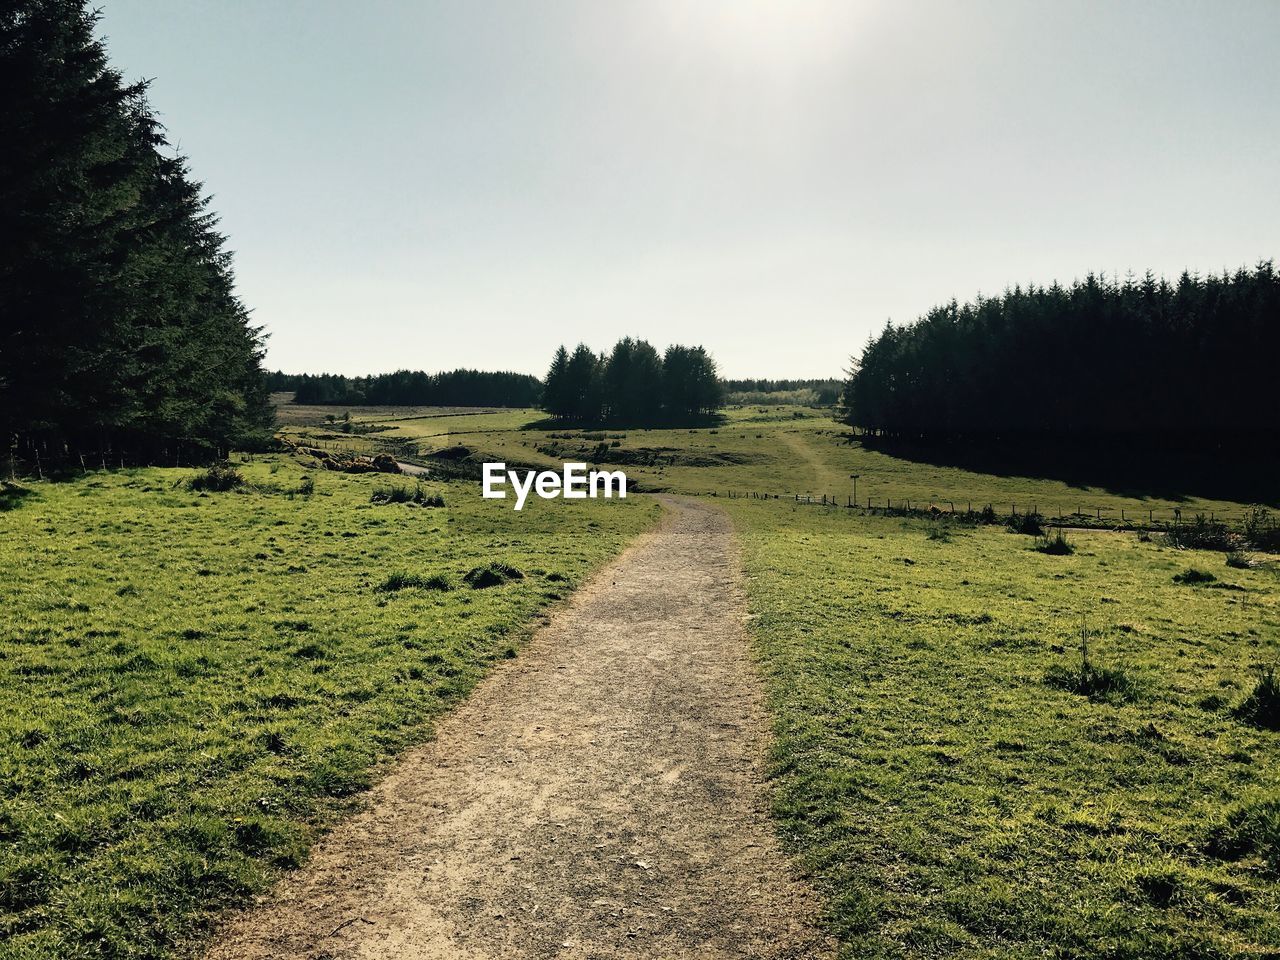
[[0, 459, 656, 958], [727, 498, 1280, 958]]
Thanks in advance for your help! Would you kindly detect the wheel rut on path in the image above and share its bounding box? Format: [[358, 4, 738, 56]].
[[207, 495, 833, 960]]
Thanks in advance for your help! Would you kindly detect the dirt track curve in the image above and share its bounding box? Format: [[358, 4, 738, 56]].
[[206, 495, 833, 960]]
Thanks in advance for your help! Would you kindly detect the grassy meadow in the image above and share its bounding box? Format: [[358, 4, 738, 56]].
[[728, 500, 1280, 958], [0, 460, 656, 958], [5, 397, 1278, 959], [291, 401, 1268, 523]]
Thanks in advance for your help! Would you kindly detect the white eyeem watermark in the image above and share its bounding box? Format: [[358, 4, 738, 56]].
[[482, 462, 627, 510]]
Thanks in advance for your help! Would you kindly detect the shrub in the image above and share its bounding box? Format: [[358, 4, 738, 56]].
[[371, 484, 413, 504], [463, 562, 525, 589], [1225, 551, 1253, 569], [1007, 512, 1044, 536], [375, 572, 454, 593], [1034, 530, 1074, 555], [1163, 514, 1235, 552], [296, 476, 315, 497], [1233, 666, 1279, 731], [1173, 567, 1216, 585], [1243, 506, 1280, 552], [185, 463, 244, 492]]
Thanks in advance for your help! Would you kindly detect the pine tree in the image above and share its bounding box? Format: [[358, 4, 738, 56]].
[[0, 0, 273, 468], [543, 345, 570, 418]]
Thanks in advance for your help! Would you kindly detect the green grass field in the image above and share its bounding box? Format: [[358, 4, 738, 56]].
[[727, 500, 1280, 958], [0, 460, 656, 958], [5, 399, 1278, 959]]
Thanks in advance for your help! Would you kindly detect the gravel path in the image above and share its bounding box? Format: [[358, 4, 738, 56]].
[[206, 495, 832, 960]]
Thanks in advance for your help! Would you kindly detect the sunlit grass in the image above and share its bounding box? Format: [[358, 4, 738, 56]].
[[0, 458, 656, 958], [727, 499, 1280, 957]]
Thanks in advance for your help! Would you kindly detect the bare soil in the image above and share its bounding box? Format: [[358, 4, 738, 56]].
[[206, 496, 833, 960]]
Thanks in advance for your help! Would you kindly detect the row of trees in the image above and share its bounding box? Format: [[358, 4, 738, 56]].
[[840, 264, 1280, 441], [724, 378, 841, 406], [271, 369, 542, 407], [724, 377, 837, 394], [1, 0, 273, 468], [542, 339, 723, 424]]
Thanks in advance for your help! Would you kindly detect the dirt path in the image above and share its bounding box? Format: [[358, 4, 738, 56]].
[[206, 496, 833, 960], [779, 430, 842, 496]]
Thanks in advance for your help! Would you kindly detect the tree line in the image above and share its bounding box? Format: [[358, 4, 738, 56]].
[[1, 0, 272, 470], [840, 264, 1280, 443], [724, 377, 838, 394], [542, 339, 723, 424], [270, 369, 542, 407], [724, 378, 841, 406]]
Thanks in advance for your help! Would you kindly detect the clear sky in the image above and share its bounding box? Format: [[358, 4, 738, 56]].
[[96, 1, 1280, 380]]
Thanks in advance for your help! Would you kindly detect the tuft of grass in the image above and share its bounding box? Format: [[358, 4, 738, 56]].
[[375, 571, 454, 593], [1173, 567, 1217, 585], [1044, 623, 1140, 703], [185, 462, 245, 492], [1206, 797, 1280, 876], [1233, 666, 1280, 731], [371, 482, 445, 507], [1225, 550, 1253, 569], [924, 520, 952, 542], [463, 562, 525, 589], [1034, 529, 1075, 555]]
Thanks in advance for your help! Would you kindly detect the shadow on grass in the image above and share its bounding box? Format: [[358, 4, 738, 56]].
[[857, 435, 1280, 506], [520, 412, 729, 432], [0, 481, 37, 511]]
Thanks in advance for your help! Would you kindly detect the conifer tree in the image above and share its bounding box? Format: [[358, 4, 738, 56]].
[[839, 264, 1280, 444], [0, 0, 272, 467], [543, 345, 571, 418]]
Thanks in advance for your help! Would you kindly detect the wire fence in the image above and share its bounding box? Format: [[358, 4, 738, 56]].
[[715, 489, 1269, 531]]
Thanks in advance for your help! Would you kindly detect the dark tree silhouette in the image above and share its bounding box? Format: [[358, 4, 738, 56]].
[[0, 0, 272, 469], [279, 369, 542, 407], [604, 338, 663, 422], [541, 346, 571, 418], [541, 339, 723, 424], [840, 265, 1280, 446]]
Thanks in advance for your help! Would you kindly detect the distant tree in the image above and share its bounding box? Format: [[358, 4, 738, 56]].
[[664, 345, 722, 418], [542, 346, 571, 418], [604, 338, 663, 422], [540, 339, 723, 424], [287, 369, 542, 407], [564, 343, 605, 422]]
